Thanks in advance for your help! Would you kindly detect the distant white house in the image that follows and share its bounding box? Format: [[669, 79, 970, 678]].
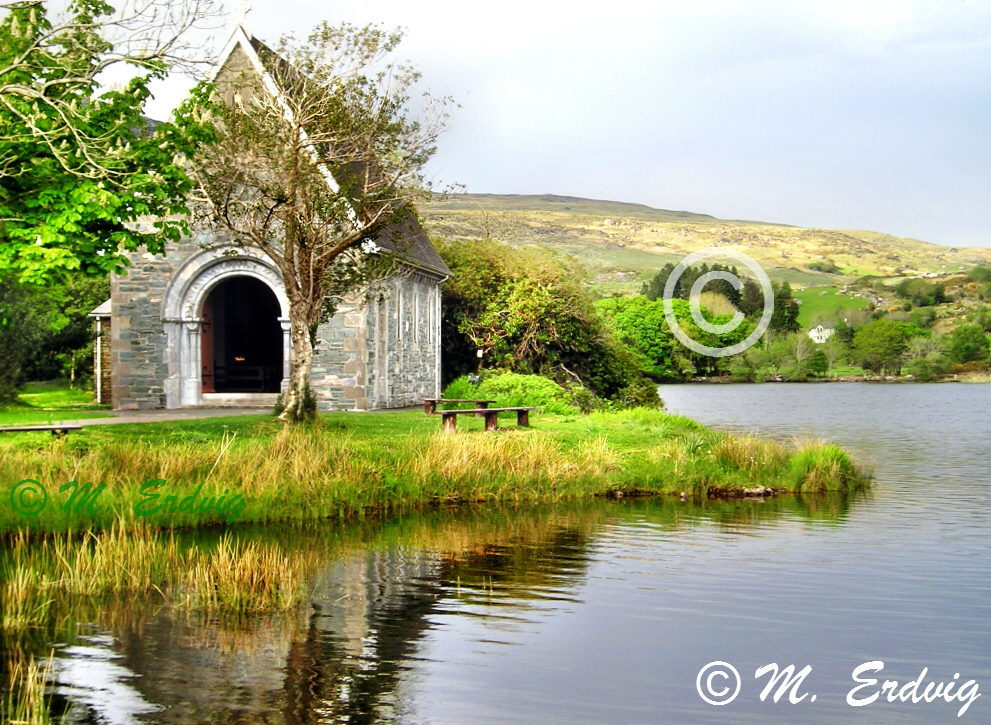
[[808, 325, 835, 344]]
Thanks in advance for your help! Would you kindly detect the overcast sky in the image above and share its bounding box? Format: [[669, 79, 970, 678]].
[[147, 0, 991, 247]]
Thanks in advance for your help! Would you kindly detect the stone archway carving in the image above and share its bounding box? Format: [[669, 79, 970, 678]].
[[162, 248, 291, 408]]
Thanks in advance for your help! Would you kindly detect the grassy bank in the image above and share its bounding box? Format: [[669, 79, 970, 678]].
[[0, 408, 869, 535], [0, 380, 112, 427]]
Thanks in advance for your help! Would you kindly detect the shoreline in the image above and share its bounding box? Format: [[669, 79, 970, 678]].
[[687, 374, 991, 384], [0, 408, 870, 537]]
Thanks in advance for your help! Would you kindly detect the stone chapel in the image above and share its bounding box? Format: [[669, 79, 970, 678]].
[[90, 23, 450, 411]]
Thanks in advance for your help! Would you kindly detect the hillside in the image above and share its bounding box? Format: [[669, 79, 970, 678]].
[[421, 194, 991, 295]]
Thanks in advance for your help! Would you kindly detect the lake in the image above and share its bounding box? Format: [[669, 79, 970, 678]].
[[9, 383, 991, 723]]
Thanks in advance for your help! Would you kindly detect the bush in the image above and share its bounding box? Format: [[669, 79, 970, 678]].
[[808, 259, 841, 274], [443, 372, 579, 415], [969, 266, 991, 284], [437, 239, 657, 401], [949, 324, 990, 364]]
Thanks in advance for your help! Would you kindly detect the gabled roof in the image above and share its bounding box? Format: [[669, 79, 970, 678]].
[[89, 299, 112, 317], [213, 24, 451, 279]]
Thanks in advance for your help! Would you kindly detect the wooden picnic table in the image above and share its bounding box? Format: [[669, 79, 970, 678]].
[[0, 424, 83, 437], [438, 407, 535, 433], [422, 398, 496, 415]]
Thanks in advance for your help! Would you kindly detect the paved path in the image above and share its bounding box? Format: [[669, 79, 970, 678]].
[[44, 405, 423, 428], [51, 408, 274, 427]]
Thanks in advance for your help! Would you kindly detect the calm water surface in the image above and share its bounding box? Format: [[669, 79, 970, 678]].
[[10, 384, 991, 723]]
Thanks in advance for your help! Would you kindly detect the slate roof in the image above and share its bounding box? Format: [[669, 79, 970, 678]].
[[245, 35, 450, 278]]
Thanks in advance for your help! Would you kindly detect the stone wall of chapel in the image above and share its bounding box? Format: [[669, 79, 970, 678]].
[[110, 239, 200, 410], [112, 235, 442, 411]]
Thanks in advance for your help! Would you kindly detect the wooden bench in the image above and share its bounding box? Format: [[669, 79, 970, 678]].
[[0, 424, 83, 437], [422, 398, 496, 416], [438, 407, 535, 433]]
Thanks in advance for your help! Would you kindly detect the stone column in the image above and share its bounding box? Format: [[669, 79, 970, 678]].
[[279, 317, 291, 392], [180, 320, 202, 406]]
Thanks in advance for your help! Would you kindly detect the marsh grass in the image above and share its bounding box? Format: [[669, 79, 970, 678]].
[[0, 522, 317, 633], [2, 653, 55, 725], [0, 409, 869, 535]]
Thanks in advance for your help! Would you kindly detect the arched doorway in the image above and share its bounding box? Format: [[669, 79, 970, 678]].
[[201, 276, 283, 393]]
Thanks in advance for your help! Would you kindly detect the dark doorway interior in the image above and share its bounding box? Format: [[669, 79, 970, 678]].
[[201, 276, 283, 393]]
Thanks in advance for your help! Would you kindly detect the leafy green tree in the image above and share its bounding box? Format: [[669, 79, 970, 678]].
[[822, 334, 849, 371], [0, 274, 35, 400], [738, 278, 764, 317], [901, 335, 949, 381], [0, 0, 218, 285], [642, 262, 742, 306], [438, 240, 651, 401], [597, 296, 693, 381], [23, 275, 110, 382], [893, 279, 947, 307], [769, 281, 800, 333], [808, 348, 828, 377], [852, 319, 908, 374], [948, 324, 990, 364], [597, 295, 750, 380]]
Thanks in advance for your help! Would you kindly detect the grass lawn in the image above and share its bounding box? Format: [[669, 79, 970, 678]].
[[794, 286, 869, 328], [0, 380, 113, 427], [829, 365, 868, 377], [0, 407, 869, 535]]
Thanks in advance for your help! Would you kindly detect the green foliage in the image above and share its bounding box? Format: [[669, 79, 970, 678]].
[[806, 259, 841, 274], [968, 266, 991, 284], [908, 306, 937, 329], [971, 308, 991, 333], [448, 372, 579, 415], [597, 295, 751, 380], [852, 319, 909, 374], [893, 279, 947, 307], [0, 275, 32, 401], [437, 240, 651, 401], [641, 261, 742, 306], [0, 273, 109, 396], [948, 324, 990, 364], [899, 335, 949, 381], [0, 1, 215, 285], [808, 348, 828, 377], [769, 281, 800, 333], [738, 277, 764, 316], [596, 296, 690, 380]]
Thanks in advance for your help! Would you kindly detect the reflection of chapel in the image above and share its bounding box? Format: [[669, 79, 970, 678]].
[[88, 22, 450, 411]]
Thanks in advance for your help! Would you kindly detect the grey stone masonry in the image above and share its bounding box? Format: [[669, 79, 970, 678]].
[[109, 233, 446, 411], [111, 240, 199, 409], [310, 272, 442, 411]]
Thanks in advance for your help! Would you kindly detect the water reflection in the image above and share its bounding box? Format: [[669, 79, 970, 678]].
[[2, 495, 862, 724]]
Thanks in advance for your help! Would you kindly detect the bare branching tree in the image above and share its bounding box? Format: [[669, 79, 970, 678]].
[[185, 22, 455, 422]]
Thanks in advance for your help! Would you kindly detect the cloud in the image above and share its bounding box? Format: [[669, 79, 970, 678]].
[[143, 0, 991, 246]]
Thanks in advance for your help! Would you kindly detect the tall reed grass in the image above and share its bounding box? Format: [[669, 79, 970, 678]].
[[0, 409, 869, 536], [2, 654, 55, 725], [1, 522, 317, 632]]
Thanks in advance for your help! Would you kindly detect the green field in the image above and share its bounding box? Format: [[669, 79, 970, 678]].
[[0, 380, 112, 427], [794, 286, 870, 328]]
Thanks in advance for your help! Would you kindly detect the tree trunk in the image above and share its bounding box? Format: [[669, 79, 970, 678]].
[[279, 301, 316, 423]]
